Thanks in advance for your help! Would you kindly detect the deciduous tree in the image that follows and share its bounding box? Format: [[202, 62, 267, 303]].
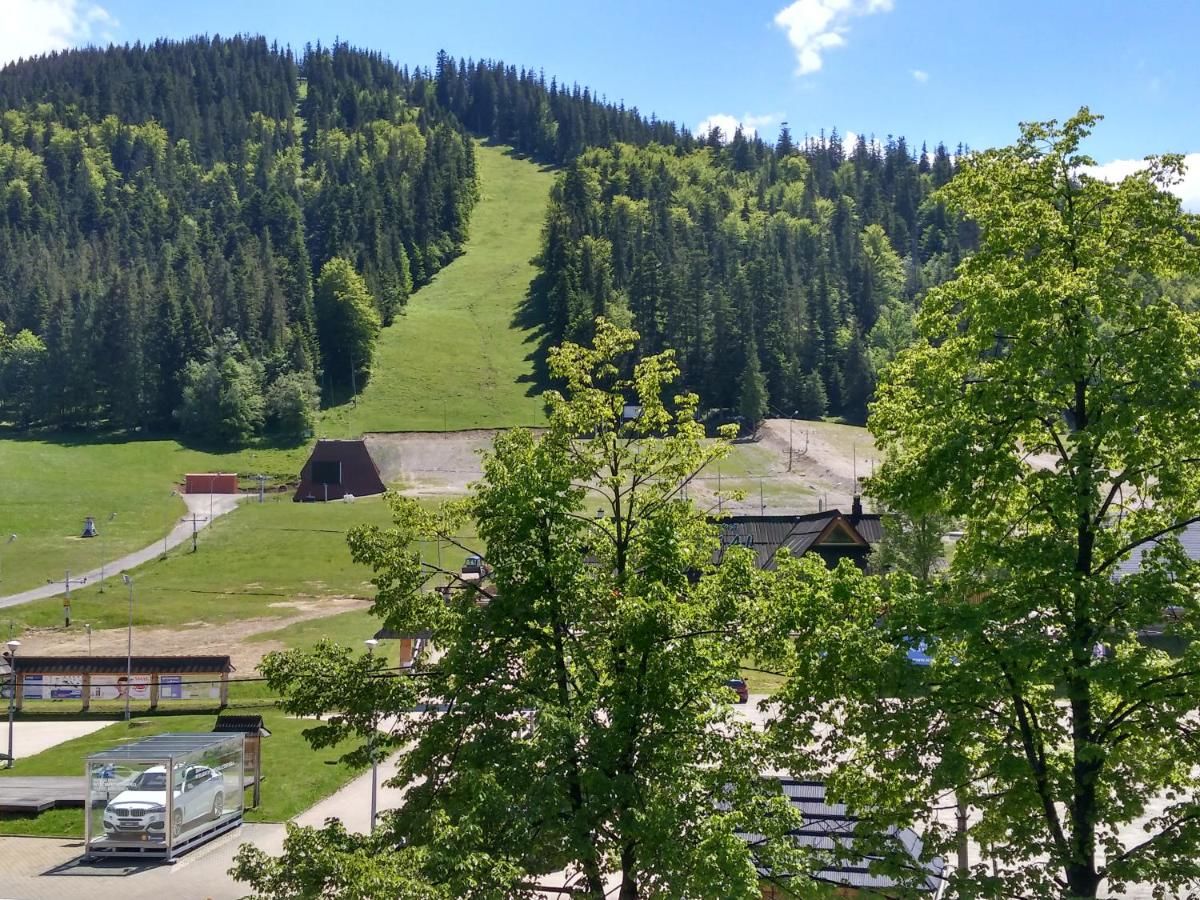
[[242, 320, 802, 899], [764, 109, 1200, 898]]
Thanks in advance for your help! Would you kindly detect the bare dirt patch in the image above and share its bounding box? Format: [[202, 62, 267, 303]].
[[366, 429, 545, 496], [16, 597, 370, 674], [365, 422, 876, 514]]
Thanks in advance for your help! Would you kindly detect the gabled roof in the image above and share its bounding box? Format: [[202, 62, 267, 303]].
[[713, 510, 881, 569], [738, 778, 944, 894]]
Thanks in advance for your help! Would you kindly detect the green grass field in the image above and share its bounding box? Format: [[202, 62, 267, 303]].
[[6, 494, 476, 636], [0, 711, 365, 836], [0, 437, 313, 596], [319, 142, 554, 434]]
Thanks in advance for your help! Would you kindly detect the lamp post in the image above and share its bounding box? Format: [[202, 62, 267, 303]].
[[165, 491, 178, 556], [0, 533, 15, 587], [84, 624, 92, 656], [122, 575, 133, 722], [364, 637, 379, 833], [5, 639, 19, 769], [99, 512, 116, 593]]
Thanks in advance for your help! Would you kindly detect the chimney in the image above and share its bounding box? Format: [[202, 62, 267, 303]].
[[851, 495, 863, 523]]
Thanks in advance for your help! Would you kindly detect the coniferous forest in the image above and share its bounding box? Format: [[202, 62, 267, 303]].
[[0, 37, 970, 438]]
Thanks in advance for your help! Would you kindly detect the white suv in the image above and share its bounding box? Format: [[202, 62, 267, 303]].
[[102, 764, 225, 841]]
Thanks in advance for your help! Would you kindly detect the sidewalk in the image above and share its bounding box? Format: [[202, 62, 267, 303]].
[[0, 494, 245, 611]]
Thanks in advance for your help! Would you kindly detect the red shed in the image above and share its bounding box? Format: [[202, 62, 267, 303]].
[[294, 439, 386, 502], [185, 473, 238, 494]]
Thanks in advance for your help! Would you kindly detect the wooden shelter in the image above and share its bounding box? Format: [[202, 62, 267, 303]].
[[294, 439, 386, 502]]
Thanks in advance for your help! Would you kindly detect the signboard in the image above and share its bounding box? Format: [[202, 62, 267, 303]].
[[159, 674, 220, 700], [90, 674, 151, 701], [22, 674, 84, 701]]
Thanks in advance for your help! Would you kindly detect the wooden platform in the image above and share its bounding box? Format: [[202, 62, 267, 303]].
[[0, 776, 86, 812], [0, 776, 260, 814]]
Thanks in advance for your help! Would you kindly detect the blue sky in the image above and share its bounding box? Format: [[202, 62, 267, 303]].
[[4, 0, 1198, 202]]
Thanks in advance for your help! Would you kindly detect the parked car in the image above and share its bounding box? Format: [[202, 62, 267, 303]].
[[102, 764, 224, 841], [724, 678, 749, 704]]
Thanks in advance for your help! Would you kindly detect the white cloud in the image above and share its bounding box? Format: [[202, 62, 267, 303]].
[[911, 69, 929, 83], [1081, 154, 1200, 212], [773, 0, 894, 76], [697, 112, 780, 142], [0, 0, 117, 67]]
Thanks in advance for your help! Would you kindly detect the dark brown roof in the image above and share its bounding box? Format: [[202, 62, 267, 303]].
[[13, 656, 233, 674], [713, 510, 881, 570], [294, 439, 386, 502], [213, 715, 271, 736]]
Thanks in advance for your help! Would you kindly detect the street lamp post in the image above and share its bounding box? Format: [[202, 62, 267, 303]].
[[99, 512, 116, 593], [5, 639, 19, 769], [0, 533, 15, 587], [122, 575, 133, 722], [364, 637, 379, 833]]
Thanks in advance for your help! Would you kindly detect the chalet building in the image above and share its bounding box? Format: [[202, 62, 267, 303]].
[[714, 497, 882, 571]]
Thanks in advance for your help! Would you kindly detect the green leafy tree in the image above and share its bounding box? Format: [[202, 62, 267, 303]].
[[314, 257, 381, 393], [765, 110, 1200, 898], [871, 508, 950, 583], [0, 326, 47, 427], [264, 370, 318, 442], [244, 320, 802, 899], [176, 330, 265, 445]]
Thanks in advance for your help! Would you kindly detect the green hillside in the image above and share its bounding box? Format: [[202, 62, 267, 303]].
[[319, 142, 555, 435]]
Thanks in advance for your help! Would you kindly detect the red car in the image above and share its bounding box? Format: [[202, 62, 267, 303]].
[[724, 678, 749, 704]]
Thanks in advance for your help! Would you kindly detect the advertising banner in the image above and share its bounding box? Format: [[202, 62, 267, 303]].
[[90, 674, 152, 701], [22, 674, 84, 701], [159, 674, 220, 700]]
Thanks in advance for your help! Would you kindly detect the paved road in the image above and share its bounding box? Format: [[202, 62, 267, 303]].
[[0, 494, 245, 611], [3, 720, 110, 761]]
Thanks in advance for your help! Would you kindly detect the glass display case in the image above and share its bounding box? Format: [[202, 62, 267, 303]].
[[85, 732, 244, 860]]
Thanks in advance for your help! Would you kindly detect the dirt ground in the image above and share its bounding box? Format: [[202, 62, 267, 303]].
[[366, 421, 877, 514], [16, 597, 371, 674]]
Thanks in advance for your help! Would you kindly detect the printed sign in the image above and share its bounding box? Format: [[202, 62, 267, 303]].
[[159, 674, 220, 700], [22, 674, 84, 701], [90, 674, 151, 701]]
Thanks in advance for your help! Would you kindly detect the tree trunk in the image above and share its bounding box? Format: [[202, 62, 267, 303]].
[[618, 844, 638, 900]]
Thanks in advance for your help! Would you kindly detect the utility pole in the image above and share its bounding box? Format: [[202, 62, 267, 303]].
[[184, 514, 205, 553], [60, 571, 86, 627], [364, 638, 379, 833], [255, 474, 268, 504]]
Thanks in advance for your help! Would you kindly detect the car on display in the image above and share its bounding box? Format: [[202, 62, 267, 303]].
[[724, 677, 749, 704], [102, 764, 224, 841]]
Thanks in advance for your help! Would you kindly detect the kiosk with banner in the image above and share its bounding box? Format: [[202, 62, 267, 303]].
[[85, 732, 244, 860]]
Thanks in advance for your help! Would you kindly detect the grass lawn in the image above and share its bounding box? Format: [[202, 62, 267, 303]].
[[0, 435, 312, 596], [319, 142, 554, 434], [0, 710, 365, 836], [7, 494, 477, 636], [6, 495, 389, 634]]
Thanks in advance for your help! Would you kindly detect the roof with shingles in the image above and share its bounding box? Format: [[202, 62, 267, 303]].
[[1113, 522, 1200, 577], [12, 656, 233, 674], [713, 511, 881, 569], [738, 778, 945, 894]]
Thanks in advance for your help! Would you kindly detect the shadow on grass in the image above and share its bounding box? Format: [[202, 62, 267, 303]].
[[513, 273, 556, 401]]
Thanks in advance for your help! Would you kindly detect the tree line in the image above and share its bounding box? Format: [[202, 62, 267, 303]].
[[532, 126, 974, 425], [0, 38, 476, 440]]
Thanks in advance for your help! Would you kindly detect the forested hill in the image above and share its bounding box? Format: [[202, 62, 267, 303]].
[[0, 38, 477, 435], [534, 132, 972, 425], [0, 36, 968, 439]]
